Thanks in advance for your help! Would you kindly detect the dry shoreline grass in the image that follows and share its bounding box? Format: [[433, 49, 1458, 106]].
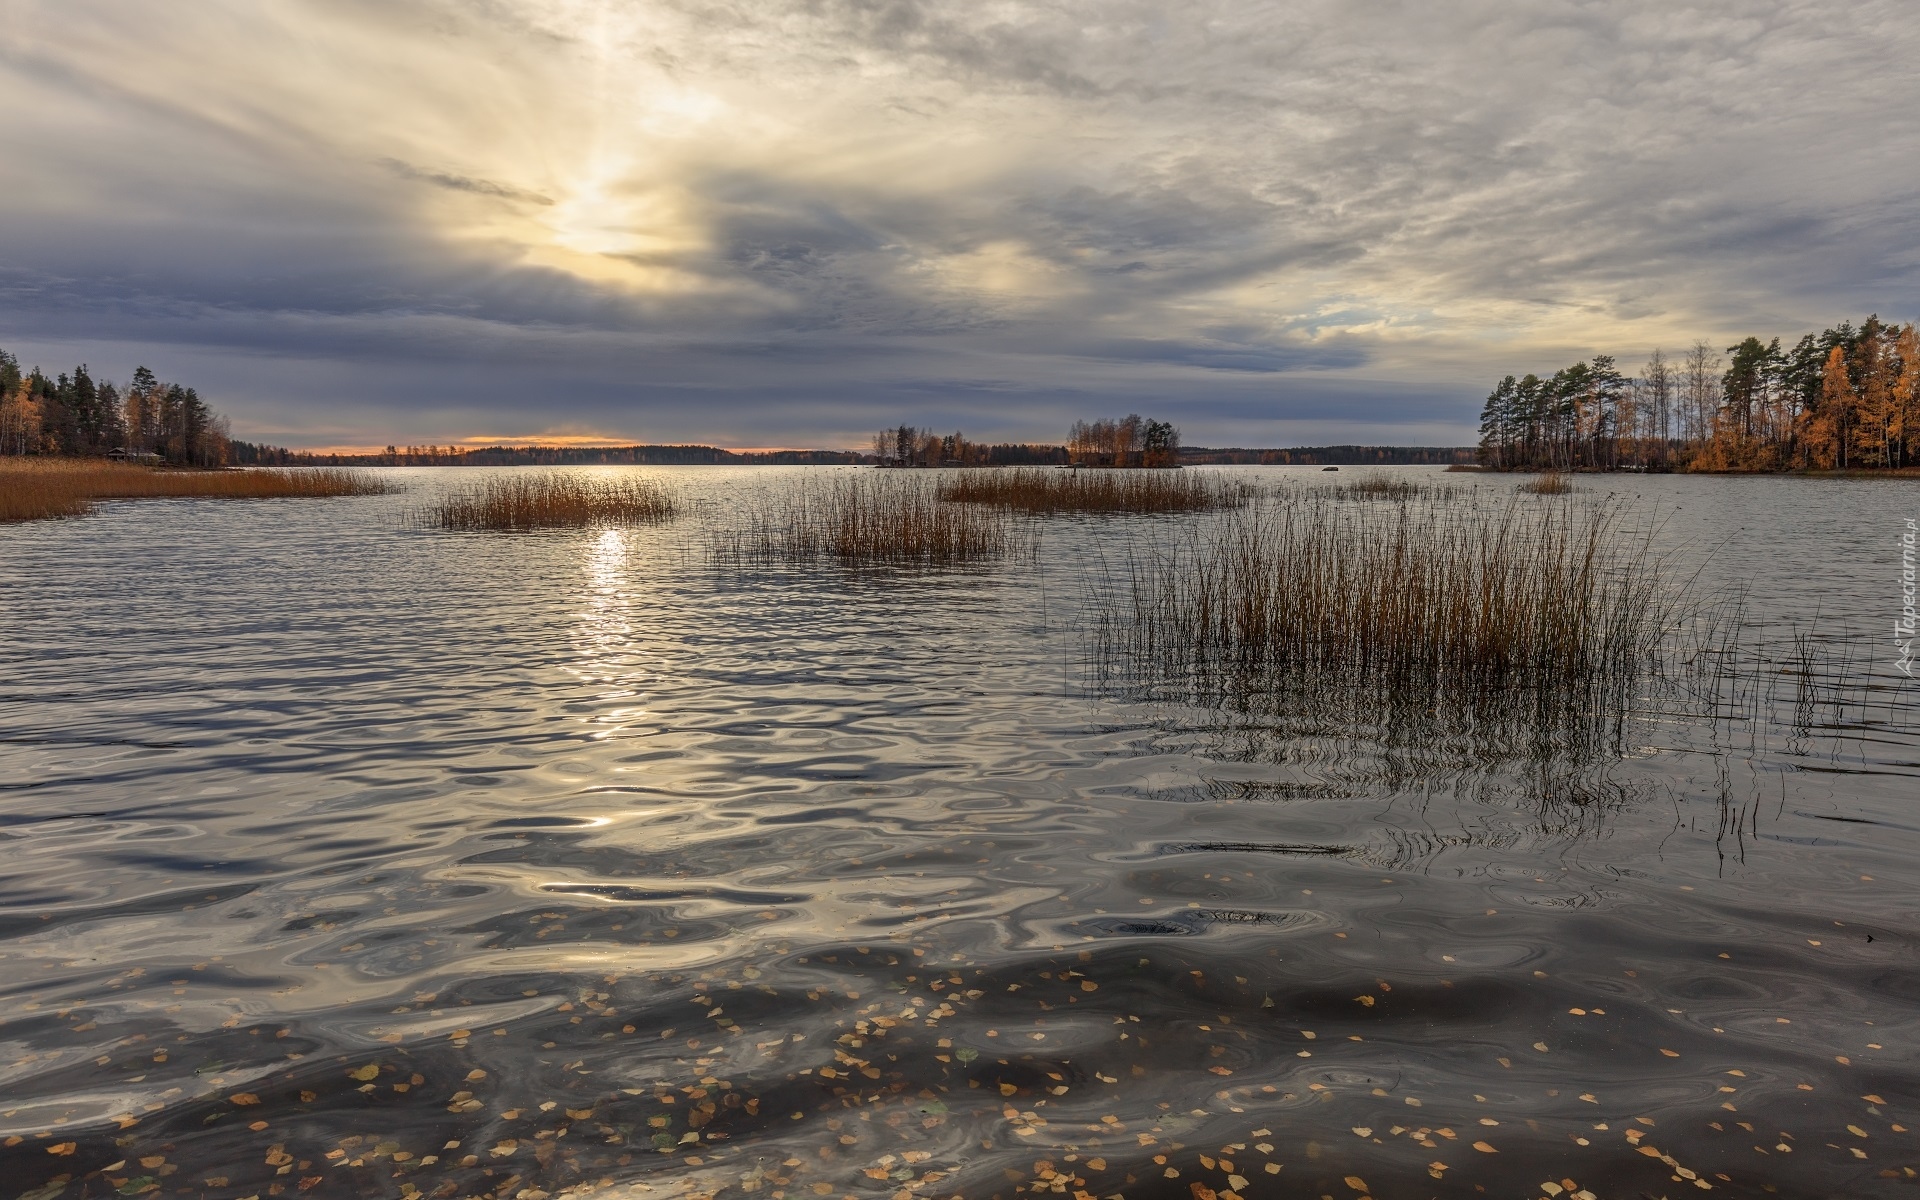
[[1517, 471, 1574, 495], [1094, 492, 1669, 701], [0, 459, 390, 523], [1327, 473, 1430, 501], [939, 467, 1250, 514], [715, 473, 1022, 566], [419, 472, 677, 530]]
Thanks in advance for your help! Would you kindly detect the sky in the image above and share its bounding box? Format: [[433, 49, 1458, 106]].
[[2, 0, 1917, 451]]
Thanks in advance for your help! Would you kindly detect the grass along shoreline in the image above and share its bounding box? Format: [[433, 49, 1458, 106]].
[[0, 459, 390, 523]]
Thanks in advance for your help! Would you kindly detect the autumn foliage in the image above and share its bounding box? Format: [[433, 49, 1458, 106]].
[[1477, 316, 1920, 472]]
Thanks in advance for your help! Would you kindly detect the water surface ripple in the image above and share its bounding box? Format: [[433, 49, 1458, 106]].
[[1, 467, 1916, 1200]]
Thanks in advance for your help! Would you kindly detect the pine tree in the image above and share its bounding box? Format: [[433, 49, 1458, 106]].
[[1477, 377, 1517, 468], [1850, 318, 1895, 467], [125, 366, 162, 456]]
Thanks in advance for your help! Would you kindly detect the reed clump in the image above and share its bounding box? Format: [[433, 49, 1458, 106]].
[[422, 472, 677, 530], [717, 473, 1022, 566], [1095, 492, 1669, 697], [1328, 473, 1429, 501], [1518, 471, 1574, 494], [0, 459, 390, 523], [939, 467, 1249, 514]]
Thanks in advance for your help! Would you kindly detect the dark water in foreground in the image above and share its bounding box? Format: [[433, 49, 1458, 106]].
[[1, 467, 1916, 1200]]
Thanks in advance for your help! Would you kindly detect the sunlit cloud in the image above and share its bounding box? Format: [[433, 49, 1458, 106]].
[[1, 0, 1915, 447]]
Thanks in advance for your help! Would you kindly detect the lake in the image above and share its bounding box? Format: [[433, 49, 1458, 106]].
[[1, 466, 1915, 1200]]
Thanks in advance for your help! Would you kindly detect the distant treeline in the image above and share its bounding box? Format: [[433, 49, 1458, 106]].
[[238, 443, 870, 467], [873, 415, 1178, 467], [1180, 445, 1474, 466], [254, 439, 1483, 469], [1478, 315, 1920, 472], [868, 426, 1069, 467], [1, 350, 231, 466]]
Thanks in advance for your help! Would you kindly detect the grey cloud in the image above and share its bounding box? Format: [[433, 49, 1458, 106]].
[[0, 0, 1915, 447], [379, 158, 555, 206]]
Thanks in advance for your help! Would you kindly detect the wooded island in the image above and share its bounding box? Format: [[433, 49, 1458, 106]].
[[1477, 315, 1919, 471]]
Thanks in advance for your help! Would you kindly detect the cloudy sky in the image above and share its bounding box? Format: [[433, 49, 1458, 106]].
[[2, 0, 1916, 450]]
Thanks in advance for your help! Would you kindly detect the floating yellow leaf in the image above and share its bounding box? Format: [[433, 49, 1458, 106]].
[[1472, 1141, 1497, 1153], [230, 1093, 260, 1106], [348, 1064, 380, 1082]]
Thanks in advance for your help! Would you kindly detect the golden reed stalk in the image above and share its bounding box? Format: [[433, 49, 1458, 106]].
[[0, 459, 389, 522], [715, 473, 1022, 565], [420, 473, 677, 530], [1096, 491, 1668, 694], [939, 467, 1249, 514]]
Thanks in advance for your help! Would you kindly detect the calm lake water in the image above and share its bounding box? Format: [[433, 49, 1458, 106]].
[[1, 467, 1915, 1200]]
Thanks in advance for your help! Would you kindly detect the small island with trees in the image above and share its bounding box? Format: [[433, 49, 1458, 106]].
[[1476, 315, 1919, 472], [869, 414, 1181, 468]]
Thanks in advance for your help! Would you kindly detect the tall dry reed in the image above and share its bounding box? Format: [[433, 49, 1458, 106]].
[[716, 473, 1022, 565], [1517, 471, 1574, 495], [1327, 473, 1430, 501], [421, 472, 677, 530], [940, 468, 1249, 515], [1095, 492, 1669, 698], [0, 459, 390, 523]]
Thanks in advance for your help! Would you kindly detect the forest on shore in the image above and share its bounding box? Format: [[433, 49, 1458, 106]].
[[0, 351, 232, 466], [1478, 315, 1920, 471]]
